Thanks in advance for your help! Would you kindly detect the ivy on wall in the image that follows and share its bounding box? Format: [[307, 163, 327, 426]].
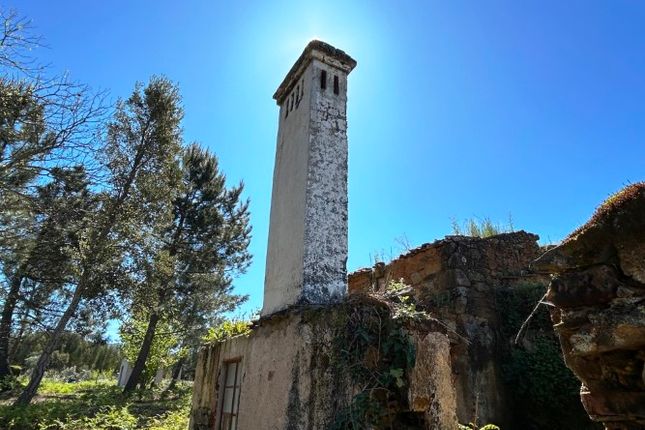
[[323, 284, 427, 430], [495, 283, 601, 430]]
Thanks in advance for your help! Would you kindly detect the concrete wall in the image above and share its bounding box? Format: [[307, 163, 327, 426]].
[[190, 301, 457, 430], [262, 54, 352, 316], [302, 59, 349, 305], [263, 64, 313, 316], [191, 309, 352, 430], [117, 359, 131, 387]]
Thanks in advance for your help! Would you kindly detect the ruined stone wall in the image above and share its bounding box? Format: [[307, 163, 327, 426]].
[[349, 231, 551, 428], [533, 183, 645, 430], [189, 299, 456, 430]]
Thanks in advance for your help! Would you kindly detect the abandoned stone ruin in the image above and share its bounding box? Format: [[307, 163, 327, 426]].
[[189, 41, 645, 430]]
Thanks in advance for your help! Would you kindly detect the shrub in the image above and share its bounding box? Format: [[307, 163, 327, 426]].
[[202, 319, 251, 344]]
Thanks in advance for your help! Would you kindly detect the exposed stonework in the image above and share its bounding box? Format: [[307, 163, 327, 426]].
[[262, 40, 356, 316], [532, 183, 645, 430], [409, 332, 458, 428], [349, 231, 554, 428]]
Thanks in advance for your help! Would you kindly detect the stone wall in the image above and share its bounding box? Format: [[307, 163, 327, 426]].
[[349, 231, 552, 427], [532, 183, 645, 429]]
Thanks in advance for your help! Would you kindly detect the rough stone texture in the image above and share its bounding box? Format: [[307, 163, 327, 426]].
[[532, 183, 645, 430], [349, 231, 549, 428], [263, 43, 355, 316], [189, 299, 457, 430], [409, 332, 458, 429]]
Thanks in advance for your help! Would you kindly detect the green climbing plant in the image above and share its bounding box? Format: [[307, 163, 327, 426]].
[[496, 283, 601, 429], [329, 282, 423, 429]]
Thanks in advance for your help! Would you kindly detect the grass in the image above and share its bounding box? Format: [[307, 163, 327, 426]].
[[450, 215, 515, 238], [0, 378, 192, 430]]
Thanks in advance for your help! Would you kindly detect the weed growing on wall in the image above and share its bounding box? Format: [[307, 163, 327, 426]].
[[202, 320, 251, 344], [329, 282, 431, 429], [459, 424, 500, 430], [450, 215, 514, 237]]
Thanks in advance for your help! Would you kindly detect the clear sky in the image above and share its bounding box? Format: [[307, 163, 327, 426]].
[[7, 0, 644, 321]]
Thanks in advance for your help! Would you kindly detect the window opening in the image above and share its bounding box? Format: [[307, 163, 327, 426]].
[[218, 359, 242, 430], [320, 70, 327, 90], [333, 75, 339, 95]]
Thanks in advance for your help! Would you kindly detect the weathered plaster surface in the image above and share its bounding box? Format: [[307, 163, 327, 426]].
[[189, 302, 458, 430], [302, 59, 349, 305], [262, 44, 354, 316], [191, 308, 350, 430], [263, 65, 313, 315]]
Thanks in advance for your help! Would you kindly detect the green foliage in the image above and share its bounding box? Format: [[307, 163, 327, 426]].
[[40, 406, 138, 430], [11, 332, 121, 374], [496, 283, 600, 429], [330, 299, 418, 430], [120, 314, 180, 386], [385, 280, 429, 320], [0, 378, 191, 430], [450, 215, 514, 237], [122, 141, 252, 391], [1, 8, 251, 403], [203, 319, 251, 344], [459, 424, 500, 430]]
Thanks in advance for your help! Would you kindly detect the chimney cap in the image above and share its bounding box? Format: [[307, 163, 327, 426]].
[[273, 40, 356, 104]]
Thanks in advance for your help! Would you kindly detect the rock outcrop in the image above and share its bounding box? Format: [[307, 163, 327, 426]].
[[533, 182, 645, 430]]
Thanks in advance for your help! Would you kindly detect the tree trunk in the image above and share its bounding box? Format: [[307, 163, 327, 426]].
[[14, 285, 83, 406], [0, 274, 23, 381], [123, 312, 160, 393], [167, 355, 185, 390], [10, 304, 32, 360]]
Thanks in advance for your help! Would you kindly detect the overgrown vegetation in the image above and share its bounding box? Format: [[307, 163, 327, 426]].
[[329, 282, 428, 429], [496, 283, 601, 430], [0, 7, 250, 402], [11, 332, 121, 376], [0, 378, 191, 430], [202, 319, 252, 344], [459, 424, 500, 430], [450, 215, 514, 238]]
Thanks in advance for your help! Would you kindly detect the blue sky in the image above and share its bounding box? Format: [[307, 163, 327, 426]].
[[7, 0, 644, 321]]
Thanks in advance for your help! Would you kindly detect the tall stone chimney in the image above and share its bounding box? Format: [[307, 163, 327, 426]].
[[262, 41, 356, 316]]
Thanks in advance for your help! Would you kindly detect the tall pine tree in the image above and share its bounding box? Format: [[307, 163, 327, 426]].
[[15, 76, 183, 405], [122, 143, 251, 392]]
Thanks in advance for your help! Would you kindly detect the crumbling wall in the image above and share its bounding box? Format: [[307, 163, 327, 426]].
[[349, 231, 590, 428], [532, 183, 645, 430], [189, 297, 457, 430]]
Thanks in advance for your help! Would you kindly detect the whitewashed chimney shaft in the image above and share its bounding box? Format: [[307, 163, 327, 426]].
[[262, 41, 356, 316]]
